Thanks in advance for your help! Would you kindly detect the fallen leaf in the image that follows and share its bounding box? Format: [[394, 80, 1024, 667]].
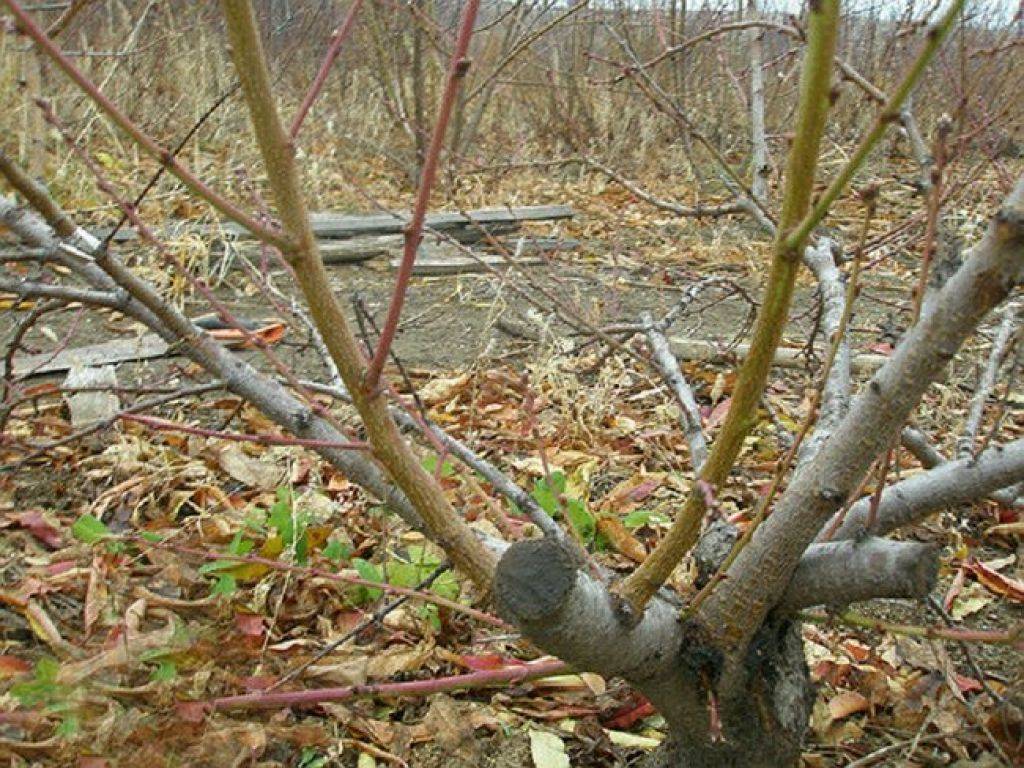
[[459, 654, 527, 671], [207, 322, 286, 348], [706, 398, 732, 430], [603, 695, 656, 730], [176, 701, 208, 723], [9, 510, 63, 548], [964, 558, 1024, 602], [949, 582, 993, 620], [0, 654, 31, 678], [985, 521, 1024, 539], [84, 558, 108, 633], [213, 444, 286, 491], [596, 516, 647, 563], [418, 372, 470, 406], [422, 694, 480, 762], [235, 612, 266, 638], [827, 690, 869, 722], [529, 729, 570, 768]]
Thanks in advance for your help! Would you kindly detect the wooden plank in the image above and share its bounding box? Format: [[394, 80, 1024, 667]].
[[388, 248, 543, 276], [668, 338, 889, 373], [14, 334, 170, 377], [229, 234, 578, 266], [230, 205, 575, 239], [96, 205, 574, 243]]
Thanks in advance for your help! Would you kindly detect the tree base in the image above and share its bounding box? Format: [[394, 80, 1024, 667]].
[[639, 621, 813, 768]]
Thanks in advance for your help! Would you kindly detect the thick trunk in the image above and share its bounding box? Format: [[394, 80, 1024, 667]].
[[494, 538, 814, 768], [640, 621, 813, 768]]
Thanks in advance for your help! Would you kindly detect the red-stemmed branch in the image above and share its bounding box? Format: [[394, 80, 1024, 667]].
[[362, 0, 482, 390], [195, 656, 566, 715], [289, 0, 365, 140]]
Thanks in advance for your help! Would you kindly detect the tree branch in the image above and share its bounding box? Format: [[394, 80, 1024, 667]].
[[956, 302, 1021, 459], [821, 438, 1024, 542], [698, 174, 1024, 651], [777, 538, 938, 613], [219, 0, 497, 589], [642, 311, 708, 472], [617, 0, 841, 613]]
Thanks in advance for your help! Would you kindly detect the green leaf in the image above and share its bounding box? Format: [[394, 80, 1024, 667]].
[[405, 544, 441, 569], [430, 572, 460, 601], [55, 714, 79, 739], [211, 573, 237, 596], [227, 531, 254, 556], [298, 748, 329, 768], [532, 472, 566, 516], [268, 503, 293, 543], [622, 509, 669, 529], [565, 499, 595, 543], [352, 558, 383, 601], [294, 530, 309, 565], [322, 539, 350, 564], [150, 659, 177, 682], [11, 658, 64, 707], [418, 603, 441, 632], [198, 559, 236, 575], [71, 514, 111, 544], [422, 454, 456, 478], [35, 657, 59, 683], [387, 561, 420, 589], [140, 532, 163, 543]]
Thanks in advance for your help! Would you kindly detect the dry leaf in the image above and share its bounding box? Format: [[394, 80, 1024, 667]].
[[965, 558, 1024, 602], [827, 690, 870, 722], [213, 444, 285, 491], [529, 729, 570, 768]]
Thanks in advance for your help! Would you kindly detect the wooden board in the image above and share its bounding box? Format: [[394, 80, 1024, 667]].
[[668, 338, 889, 373], [97, 205, 574, 243], [13, 334, 170, 377], [253, 205, 575, 240], [394, 251, 544, 276]]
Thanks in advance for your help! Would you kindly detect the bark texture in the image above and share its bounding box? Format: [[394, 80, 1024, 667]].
[[494, 538, 814, 768]]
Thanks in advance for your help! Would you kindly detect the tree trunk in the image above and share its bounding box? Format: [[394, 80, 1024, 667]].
[[639, 620, 812, 767], [493, 537, 814, 768]]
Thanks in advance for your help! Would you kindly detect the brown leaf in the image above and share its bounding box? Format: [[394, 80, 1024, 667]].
[[965, 558, 1024, 602], [0, 654, 31, 678], [234, 612, 266, 638], [9, 510, 62, 548], [212, 444, 285, 491], [422, 694, 480, 763], [827, 690, 869, 722], [596, 517, 647, 563], [84, 558, 108, 633]]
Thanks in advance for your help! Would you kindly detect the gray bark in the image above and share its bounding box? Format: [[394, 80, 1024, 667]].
[[820, 438, 1024, 542], [777, 537, 937, 613], [800, 238, 850, 464], [698, 176, 1024, 652]]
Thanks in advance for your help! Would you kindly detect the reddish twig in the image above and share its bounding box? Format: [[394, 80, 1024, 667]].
[[363, 0, 482, 390], [289, 0, 365, 140], [198, 657, 566, 714]]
